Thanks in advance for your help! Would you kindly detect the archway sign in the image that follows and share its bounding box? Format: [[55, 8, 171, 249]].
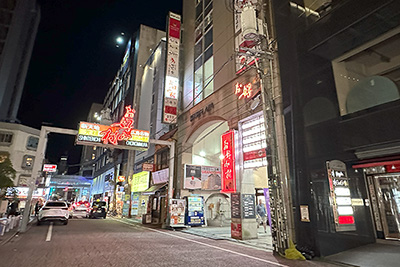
[[76, 105, 150, 151]]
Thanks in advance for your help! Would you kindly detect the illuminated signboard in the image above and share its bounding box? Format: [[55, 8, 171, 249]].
[[76, 106, 149, 151], [234, 73, 260, 100], [131, 171, 150, 192], [239, 112, 267, 169], [221, 130, 237, 193], [163, 12, 181, 124], [43, 164, 57, 172], [326, 160, 356, 231]]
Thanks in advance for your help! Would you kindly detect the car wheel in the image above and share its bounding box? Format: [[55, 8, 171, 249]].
[[63, 220, 68, 225]]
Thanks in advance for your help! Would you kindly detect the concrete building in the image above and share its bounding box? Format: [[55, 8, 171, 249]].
[[0, 121, 40, 186], [0, 0, 40, 122], [87, 25, 165, 211], [177, 0, 270, 241]]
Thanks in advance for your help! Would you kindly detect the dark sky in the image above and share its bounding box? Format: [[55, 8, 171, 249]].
[[18, 0, 182, 172]]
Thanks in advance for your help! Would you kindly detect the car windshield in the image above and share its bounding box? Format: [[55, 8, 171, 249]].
[[45, 202, 67, 207]]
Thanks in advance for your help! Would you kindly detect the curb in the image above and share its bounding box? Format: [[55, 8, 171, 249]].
[[0, 217, 36, 246]]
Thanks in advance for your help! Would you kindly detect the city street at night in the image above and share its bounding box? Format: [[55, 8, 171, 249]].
[[0, 219, 334, 267], [2, 1, 400, 266]]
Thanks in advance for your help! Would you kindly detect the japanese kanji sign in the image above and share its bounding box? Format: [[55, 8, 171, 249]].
[[76, 105, 149, 151], [163, 12, 181, 124], [221, 130, 237, 193]]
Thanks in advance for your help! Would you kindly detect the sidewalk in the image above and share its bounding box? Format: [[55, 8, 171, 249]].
[[325, 239, 400, 267], [117, 216, 274, 250], [181, 225, 274, 250], [0, 216, 36, 245]]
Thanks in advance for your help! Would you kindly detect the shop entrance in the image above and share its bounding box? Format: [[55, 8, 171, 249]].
[[367, 173, 400, 240]]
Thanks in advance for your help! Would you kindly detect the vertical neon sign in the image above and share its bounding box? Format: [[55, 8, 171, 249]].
[[221, 130, 237, 193]]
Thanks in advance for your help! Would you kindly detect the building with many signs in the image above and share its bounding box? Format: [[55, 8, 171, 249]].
[[176, 0, 272, 241], [176, 0, 400, 257], [79, 25, 166, 215]]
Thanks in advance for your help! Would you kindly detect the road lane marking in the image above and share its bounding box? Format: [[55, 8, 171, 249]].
[[45, 223, 53, 242], [111, 218, 288, 267]]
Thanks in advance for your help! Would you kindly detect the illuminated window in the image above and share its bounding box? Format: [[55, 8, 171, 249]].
[[22, 155, 35, 169], [194, 0, 213, 105]]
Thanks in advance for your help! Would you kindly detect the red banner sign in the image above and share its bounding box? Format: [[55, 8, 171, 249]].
[[221, 131, 236, 193]]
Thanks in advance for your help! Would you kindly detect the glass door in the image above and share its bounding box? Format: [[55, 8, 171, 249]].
[[374, 174, 400, 239]]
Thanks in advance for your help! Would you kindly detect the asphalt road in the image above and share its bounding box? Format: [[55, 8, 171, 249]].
[[0, 218, 336, 267]]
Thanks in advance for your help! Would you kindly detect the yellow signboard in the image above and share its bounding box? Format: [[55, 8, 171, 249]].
[[131, 171, 150, 192]]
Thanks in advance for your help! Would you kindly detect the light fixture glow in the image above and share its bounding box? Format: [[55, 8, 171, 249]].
[[116, 37, 124, 44], [199, 151, 206, 157], [219, 154, 225, 160]]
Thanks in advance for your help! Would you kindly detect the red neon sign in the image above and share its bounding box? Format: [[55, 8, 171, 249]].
[[221, 131, 236, 193], [101, 106, 136, 145], [235, 82, 252, 99], [338, 215, 355, 225]]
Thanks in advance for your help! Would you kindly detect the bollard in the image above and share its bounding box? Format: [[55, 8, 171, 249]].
[[0, 219, 6, 236]]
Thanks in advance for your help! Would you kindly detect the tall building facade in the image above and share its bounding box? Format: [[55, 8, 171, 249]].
[[271, 0, 400, 256], [177, 0, 274, 243], [86, 25, 165, 211], [0, 0, 40, 122]]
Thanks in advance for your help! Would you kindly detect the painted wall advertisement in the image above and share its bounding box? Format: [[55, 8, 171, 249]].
[[169, 199, 186, 227], [184, 165, 221, 190]]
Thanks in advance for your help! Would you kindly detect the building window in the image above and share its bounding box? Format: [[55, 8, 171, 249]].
[[26, 136, 39, 151], [22, 155, 35, 169], [194, 0, 214, 105], [332, 32, 400, 116], [18, 175, 30, 186], [0, 132, 13, 145]]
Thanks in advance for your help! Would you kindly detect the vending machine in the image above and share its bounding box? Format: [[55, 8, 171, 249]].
[[185, 196, 205, 226]]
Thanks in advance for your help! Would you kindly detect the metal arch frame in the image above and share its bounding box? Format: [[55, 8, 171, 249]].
[[20, 126, 176, 232]]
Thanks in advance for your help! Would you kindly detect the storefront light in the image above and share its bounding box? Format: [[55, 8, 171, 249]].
[[219, 154, 225, 160], [337, 206, 354, 215], [336, 197, 351, 205], [199, 151, 206, 157], [334, 187, 350, 196]]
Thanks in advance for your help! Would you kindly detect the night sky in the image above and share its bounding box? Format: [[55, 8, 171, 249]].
[[18, 0, 182, 173]]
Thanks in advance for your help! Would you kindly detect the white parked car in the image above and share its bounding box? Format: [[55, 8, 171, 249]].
[[37, 201, 69, 225]]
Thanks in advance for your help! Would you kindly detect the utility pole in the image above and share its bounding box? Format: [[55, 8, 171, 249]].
[[241, 0, 295, 254]]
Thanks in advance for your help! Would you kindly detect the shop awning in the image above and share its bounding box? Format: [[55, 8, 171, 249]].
[[141, 183, 167, 195], [352, 159, 400, 169]]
